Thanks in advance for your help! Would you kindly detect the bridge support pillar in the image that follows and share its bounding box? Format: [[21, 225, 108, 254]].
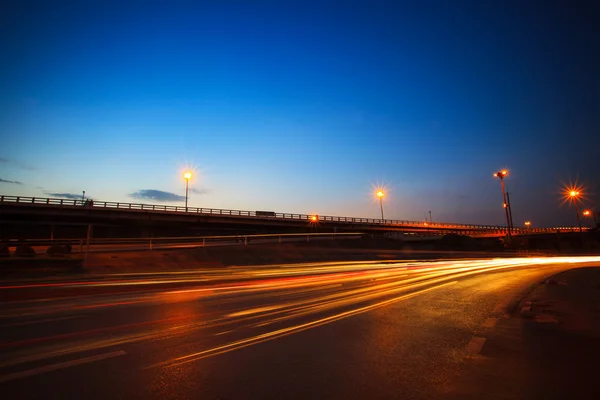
[[84, 224, 93, 267], [50, 224, 54, 241]]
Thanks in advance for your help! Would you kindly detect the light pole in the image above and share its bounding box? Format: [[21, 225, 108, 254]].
[[506, 191, 514, 232], [524, 221, 531, 231], [493, 170, 512, 240], [376, 190, 385, 221], [184, 171, 192, 210], [568, 190, 583, 233]]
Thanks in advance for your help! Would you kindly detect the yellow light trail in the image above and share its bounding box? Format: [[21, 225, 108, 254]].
[[4, 256, 600, 372]]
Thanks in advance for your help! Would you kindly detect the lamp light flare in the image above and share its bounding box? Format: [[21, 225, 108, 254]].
[[184, 172, 192, 180], [493, 169, 509, 179]]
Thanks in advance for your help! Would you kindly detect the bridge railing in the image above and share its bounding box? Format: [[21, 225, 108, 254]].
[[0, 195, 583, 233]]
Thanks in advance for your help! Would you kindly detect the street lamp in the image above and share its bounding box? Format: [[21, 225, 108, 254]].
[[493, 170, 512, 240], [568, 190, 583, 233], [524, 221, 531, 231], [184, 171, 192, 209], [583, 209, 596, 226], [376, 190, 385, 221]]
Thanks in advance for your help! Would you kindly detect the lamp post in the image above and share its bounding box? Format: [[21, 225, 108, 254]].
[[376, 190, 385, 221], [569, 190, 582, 233], [184, 171, 192, 210], [506, 191, 514, 232], [524, 221, 531, 231], [493, 170, 512, 240]]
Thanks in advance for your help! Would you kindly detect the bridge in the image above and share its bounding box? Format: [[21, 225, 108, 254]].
[[0, 195, 580, 241]]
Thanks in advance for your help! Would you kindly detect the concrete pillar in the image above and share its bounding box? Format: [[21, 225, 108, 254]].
[[84, 224, 93, 266]]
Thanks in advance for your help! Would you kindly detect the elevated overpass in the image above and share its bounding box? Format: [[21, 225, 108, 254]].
[[0, 195, 580, 240]]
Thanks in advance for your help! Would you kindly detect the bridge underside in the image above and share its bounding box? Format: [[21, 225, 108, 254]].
[[0, 203, 494, 240]]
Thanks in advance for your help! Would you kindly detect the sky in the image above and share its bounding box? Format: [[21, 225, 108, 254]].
[[1, 0, 599, 227]]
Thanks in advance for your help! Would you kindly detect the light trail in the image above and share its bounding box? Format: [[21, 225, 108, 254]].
[[2, 256, 600, 373], [151, 281, 460, 368]]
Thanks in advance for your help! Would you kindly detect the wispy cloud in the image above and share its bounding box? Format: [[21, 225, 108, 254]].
[[0, 178, 23, 185], [190, 188, 209, 195], [129, 189, 185, 202], [0, 157, 36, 171], [45, 192, 84, 200]]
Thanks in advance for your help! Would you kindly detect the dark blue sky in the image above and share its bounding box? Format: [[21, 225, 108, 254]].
[[1, 0, 599, 226]]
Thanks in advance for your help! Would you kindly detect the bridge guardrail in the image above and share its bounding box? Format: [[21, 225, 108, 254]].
[[0, 195, 584, 234]]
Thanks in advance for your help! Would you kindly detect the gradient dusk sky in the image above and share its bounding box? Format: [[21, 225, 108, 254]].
[[1, 0, 599, 227]]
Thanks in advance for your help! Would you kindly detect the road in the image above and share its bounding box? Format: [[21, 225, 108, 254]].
[[2, 256, 599, 399]]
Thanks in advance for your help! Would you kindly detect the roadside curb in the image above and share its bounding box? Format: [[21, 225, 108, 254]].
[[465, 269, 570, 356]]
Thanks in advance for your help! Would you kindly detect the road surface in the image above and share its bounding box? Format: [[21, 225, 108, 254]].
[[2, 256, 599, 399]]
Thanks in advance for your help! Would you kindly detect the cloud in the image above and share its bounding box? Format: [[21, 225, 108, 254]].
[[0, 157, 36, 171], [0, 178, 23, 185], [190, 188, 209, 195], [45, 192, 84, 200], [129, 189, 185, 202]]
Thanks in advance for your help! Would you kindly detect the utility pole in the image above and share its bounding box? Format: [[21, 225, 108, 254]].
[[506, 192, 514, 234]]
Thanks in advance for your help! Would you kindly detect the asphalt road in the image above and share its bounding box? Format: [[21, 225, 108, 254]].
[[2, 256, 600, 399]]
